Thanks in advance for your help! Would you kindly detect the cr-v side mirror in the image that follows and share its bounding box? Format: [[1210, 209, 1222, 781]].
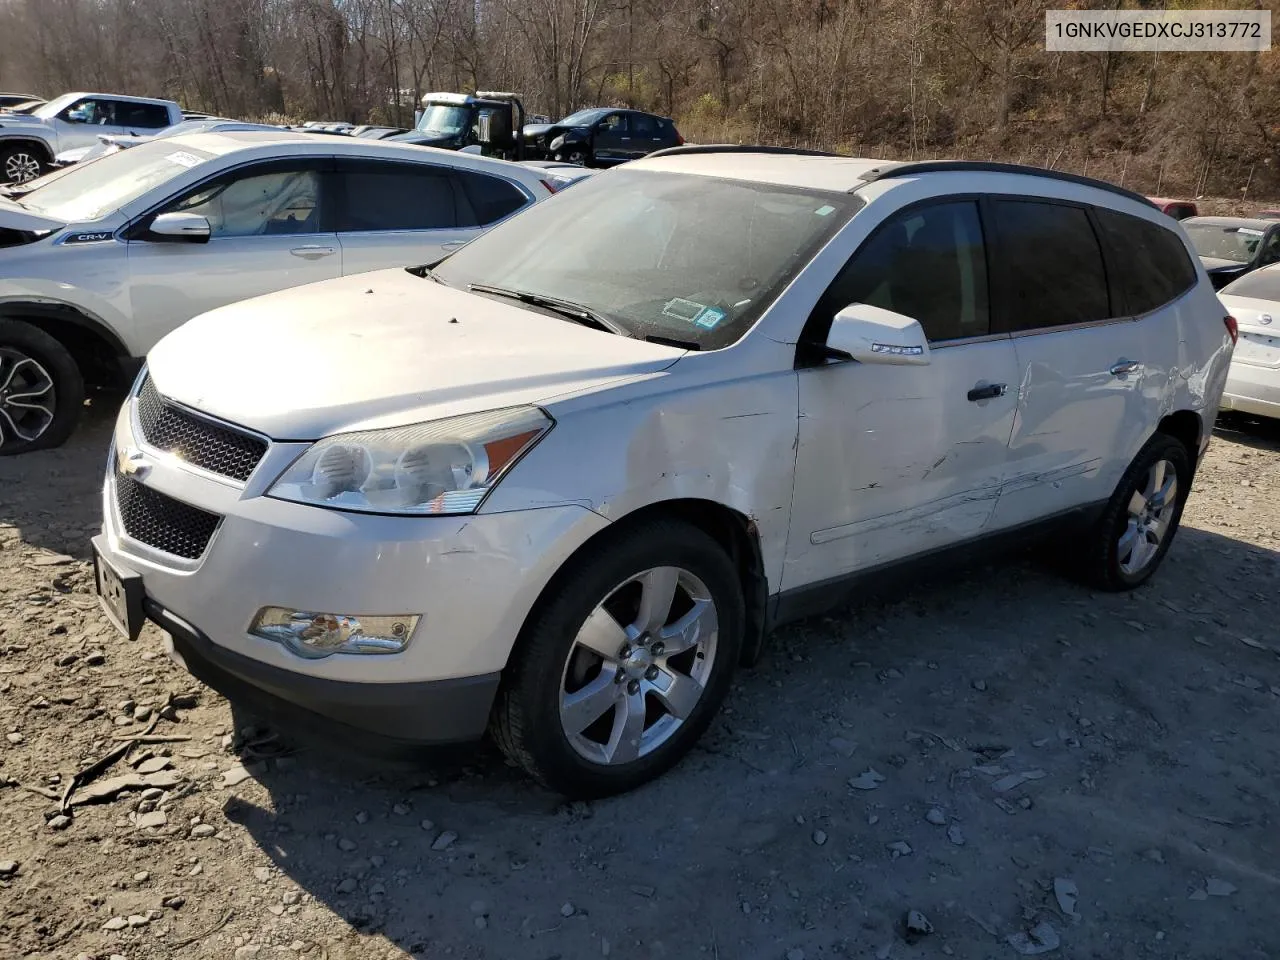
[[826, 302, 931, 365], [149, 212, 212, 243]]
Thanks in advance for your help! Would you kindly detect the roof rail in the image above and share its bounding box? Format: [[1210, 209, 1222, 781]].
[[856, 160, 1157, 209], [645, 144, 844, 160]]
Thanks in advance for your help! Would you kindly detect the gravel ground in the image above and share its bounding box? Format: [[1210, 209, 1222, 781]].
[[2, 395, 1279, 960]]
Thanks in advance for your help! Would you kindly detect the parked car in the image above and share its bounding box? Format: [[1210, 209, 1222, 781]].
[[0, 92, 183, 184], [351, 125, 410, 140], [1217, 264, 1280, 420], [51, 119, 290, 168], [0, 99, 46, 116], [0, 130, 560, 452], [522, 107, 683, 166], [0, 93, 44, 112], [1181, 216, 1280, 289], [1146, 196, 1198, 220], [89, 149, 1232, 797]]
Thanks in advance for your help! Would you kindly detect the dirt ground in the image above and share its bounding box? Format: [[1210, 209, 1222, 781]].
[[2, 394, 1278, 960]]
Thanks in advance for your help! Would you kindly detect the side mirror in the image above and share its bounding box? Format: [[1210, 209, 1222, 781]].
[[826, 303, 930, 365], [477, 113, 492, 144], [149, 212, 211, 243]]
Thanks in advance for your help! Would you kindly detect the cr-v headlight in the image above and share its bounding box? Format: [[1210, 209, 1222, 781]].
[[267, 407, 552, 515]]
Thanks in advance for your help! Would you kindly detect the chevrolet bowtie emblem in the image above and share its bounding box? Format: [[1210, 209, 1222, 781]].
[[118, 447, 152, 479]]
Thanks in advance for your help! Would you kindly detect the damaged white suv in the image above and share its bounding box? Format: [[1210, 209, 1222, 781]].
[[93, 148, 1234, 796]]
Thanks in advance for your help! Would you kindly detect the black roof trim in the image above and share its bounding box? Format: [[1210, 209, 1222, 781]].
[[856, 160, 1157, 209], [645, 144, 842, 160]]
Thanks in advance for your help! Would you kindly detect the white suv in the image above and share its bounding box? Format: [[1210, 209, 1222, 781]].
[[0, 130, 559, 453], [92, 148, 1234, 797]]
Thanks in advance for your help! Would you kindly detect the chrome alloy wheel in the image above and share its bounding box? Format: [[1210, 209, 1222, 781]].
[[3, 151, 41, 184], [1118, 458, 1178, 576], [559, 566, 719, 765], [0, 348, 56, 444]]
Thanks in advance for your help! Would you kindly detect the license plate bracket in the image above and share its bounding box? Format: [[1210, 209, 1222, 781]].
[[92, 535, 144, 641]]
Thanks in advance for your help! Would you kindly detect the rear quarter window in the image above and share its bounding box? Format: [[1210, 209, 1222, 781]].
[[1094, 209, 1198, 315], [455, 170, 527, 226]]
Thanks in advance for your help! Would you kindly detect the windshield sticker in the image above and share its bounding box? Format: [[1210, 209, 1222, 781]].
[[815, 204, 836, 216], [694, 307, 726, 330], [662, 297, 706, 322], [166, 151, 204, 169], [1235, 227, 1264, 236]]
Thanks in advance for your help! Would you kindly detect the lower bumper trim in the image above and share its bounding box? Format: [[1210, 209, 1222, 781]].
[[144, 599, 499, 749]]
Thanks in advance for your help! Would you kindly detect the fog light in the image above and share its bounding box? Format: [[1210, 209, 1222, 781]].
[[250, 607, 419, 659]]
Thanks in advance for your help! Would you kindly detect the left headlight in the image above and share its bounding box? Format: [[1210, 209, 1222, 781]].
[[267, 406, 553, 515]]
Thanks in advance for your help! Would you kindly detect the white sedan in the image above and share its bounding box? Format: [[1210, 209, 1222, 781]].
[[0, 131, 567, 453], [1219, 265, 1280, 419]]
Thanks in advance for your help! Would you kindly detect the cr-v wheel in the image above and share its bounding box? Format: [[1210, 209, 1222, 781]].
[[0, 319, 84, 455], [1079, 433, 1190, 590], [492, 519, 744, 797]]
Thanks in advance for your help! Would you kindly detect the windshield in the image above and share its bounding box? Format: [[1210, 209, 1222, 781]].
[[432, 169, 858, 349], [1221, 265, 1280, 300], [31, 93, 78, 120], [18, 139, 214, 222], [1185, 222, 1265, 263], [558, 108, 606, 127], [417, 104, 470, 135]]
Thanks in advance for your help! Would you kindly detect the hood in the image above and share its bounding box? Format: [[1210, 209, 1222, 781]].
[[523, 123, 554, 140], [389, 130, 458, 147], [0, 195, 66, 234], [1200, 256, 1249, 273], [148, 268, 685, 440], [0, 115, 50, 134]]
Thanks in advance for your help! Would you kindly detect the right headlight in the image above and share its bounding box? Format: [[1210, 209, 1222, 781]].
[[267, 406, 553, 515]]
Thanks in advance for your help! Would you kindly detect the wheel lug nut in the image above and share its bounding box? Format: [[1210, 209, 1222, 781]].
[[651, 642, 664, 656], [645, 666, 659, 680], [627, 680, 640, 695]]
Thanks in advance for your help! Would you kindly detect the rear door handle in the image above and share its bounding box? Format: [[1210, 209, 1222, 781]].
[[967, 383, 1007, 402], [1110, 359, 1142, 376], [290, 245, 335, 260]]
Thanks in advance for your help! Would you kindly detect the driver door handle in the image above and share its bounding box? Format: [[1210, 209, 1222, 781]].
[[1110, 359, 1142, 376], [967, 382, 1007, 402], [290, 245, 335, 260]]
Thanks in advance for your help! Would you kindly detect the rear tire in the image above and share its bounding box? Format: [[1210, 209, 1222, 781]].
[[0, 319, 84, 455], [491, 519, 744, 797], [1077, 433, 1190, 591]]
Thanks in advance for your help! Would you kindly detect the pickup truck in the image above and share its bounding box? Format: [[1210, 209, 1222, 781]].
[[0, 93, 182, 184]]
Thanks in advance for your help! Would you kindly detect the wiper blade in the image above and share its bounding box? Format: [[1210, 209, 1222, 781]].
[[644, 334, 701, 351], [468, 283, 628, 336]]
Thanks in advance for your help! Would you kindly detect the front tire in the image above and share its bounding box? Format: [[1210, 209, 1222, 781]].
[[492, 519, 744, 797], [1078, 433, 1191, 590], [0, 144, 47, 184], [0, 319, 84, 455]]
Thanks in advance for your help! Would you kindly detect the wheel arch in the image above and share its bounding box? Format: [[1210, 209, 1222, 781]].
[[0, 301, 132, 387], [1155, 409, 1203, 478], [514, 498, 771, 670], [0, 136, 54, 164]]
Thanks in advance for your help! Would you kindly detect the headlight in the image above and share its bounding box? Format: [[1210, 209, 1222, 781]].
[[268, 406, 552, 515], [550, 134, 566, 151]]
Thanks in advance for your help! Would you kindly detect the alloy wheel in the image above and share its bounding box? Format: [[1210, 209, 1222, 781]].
[[559, 565, 719, 766], [1117, 458, 1178, 576], [2, 152, 41, 184], [0, 348, 57, 444]]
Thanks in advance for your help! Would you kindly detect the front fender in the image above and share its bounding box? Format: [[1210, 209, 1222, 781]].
[[0, 278, 134, 356], [0, 130, 56, 157]]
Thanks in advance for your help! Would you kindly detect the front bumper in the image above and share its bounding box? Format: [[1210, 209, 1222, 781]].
[[98, 394, 611, 742], [149, 598, 499, 746]]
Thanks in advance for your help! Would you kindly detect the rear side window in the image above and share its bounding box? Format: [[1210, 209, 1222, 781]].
[[631, 114, 657, 137], [116, 102, 171, 129], [991, 199, 1110, 331], [813, 200, 990, 343], [455, 170, 527, 226], [1094, 209, 1197, 315], [336, 161, 457, 231]]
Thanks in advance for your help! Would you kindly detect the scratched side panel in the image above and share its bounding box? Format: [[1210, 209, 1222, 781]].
[[482, 363, 800, 591]]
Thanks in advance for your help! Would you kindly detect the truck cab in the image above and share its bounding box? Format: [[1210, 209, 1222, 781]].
[[392, 92, 526, 160]]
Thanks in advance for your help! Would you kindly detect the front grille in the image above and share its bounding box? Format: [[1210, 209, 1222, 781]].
[[136, 376, 267, 483], [115, 473, 221, 560]]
